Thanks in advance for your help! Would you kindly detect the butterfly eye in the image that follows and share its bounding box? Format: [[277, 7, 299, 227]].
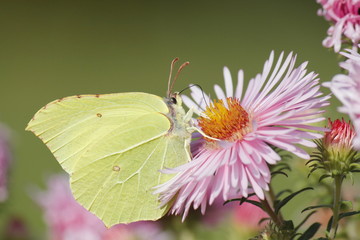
[[170, 97, 177, 104]]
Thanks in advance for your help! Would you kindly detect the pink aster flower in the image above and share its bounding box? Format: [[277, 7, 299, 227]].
[[323, 47, 360, 149], [317, 0, 360, 52], [155, 51, 329, 219]]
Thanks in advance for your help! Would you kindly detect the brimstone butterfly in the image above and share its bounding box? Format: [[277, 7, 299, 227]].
[[26, 59, 195, 227]]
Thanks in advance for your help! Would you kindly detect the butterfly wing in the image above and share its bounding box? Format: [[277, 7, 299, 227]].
[[26, 92, 189, 226], [71, 132, 189, 226], [26, 93, 170, 173]]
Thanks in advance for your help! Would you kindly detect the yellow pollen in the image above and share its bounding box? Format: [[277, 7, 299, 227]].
[[198, 97, 250, 142]]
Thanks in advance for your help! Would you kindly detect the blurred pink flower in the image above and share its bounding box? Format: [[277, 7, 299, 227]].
[[0, 124, 11, 202], [34, 174, 168, 240], [202, 195, 267, 229], [200, 196, 236, 226], [233, 196, 268, 230], [317, 0, 360, 52], [103, 222, 171, 240], [155, 52, 329, 220], [323, 48, 360, 149]]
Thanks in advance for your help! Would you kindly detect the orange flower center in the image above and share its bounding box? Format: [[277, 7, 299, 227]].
[[198, 97, 251, 142]]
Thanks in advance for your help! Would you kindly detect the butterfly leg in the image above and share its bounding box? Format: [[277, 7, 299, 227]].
[[183, 137, 192, 162], [183, 107, 194, 123], [187, 125, 219, 142]]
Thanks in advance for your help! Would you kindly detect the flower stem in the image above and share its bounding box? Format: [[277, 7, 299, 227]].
[[269, 185, 284, 223], [329, 175, 343, 239], [261, 197, 283, 228]]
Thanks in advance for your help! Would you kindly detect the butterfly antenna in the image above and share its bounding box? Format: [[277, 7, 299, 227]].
[[167, 58, 179, 97], [169, 61, 190, 96], [179, 84, 210, 108]]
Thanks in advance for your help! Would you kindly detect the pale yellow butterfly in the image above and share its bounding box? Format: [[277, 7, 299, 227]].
[[26, 58, 196, 227]]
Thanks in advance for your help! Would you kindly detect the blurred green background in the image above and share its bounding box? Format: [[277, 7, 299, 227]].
[[0, 0, 342, 238]]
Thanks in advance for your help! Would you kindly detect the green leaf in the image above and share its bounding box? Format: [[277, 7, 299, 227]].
[[318, 174, 331, 183], [276, 189, 292, 199], [281, 220, 294, 231], [275, 187, 313, 215], [223, 198, 243, 205], [339, 210, 360, 220], [327, 211, 360, 232], [239, 199, 264, 210], [326, 216, 333, 232], [259, 217, 270, 225], [298, 223, 321, 240], [295, 211, 317, 232], [308, 168, 320, 178], [223, 193, 256, 205], [306, 158, 321, 165], [301, 205, 332, 213], [276, 166, 291, 172], [271, 171, 288, 178]]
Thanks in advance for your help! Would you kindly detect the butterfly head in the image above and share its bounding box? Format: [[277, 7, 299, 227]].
[[168, 92, 182, 106]]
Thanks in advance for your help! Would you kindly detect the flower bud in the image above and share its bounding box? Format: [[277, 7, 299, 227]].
[[309, 119, 359, 177]]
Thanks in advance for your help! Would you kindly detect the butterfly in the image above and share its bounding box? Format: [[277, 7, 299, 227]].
[[26, 58, 195, 227]]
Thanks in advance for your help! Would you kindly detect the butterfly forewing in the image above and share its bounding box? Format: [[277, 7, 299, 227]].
[[26, 93, 169, 173]]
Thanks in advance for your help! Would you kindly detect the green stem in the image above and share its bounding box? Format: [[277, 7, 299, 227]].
[[329, 175, 343, 239], [261, 197, 283, 228], [269, 185, 284, 222]]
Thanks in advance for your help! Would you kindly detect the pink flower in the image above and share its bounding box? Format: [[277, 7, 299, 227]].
[[233, 196, 268, 230], [33, 174, 169, 240], [323, 47, 360, 149], [324, 118, 355, 150], [310, 118, 358, 176], [0, 124, 11, 202], [103, 222, 171, 240], [317, 0, 360, 52], [155, 52, 329, 219]]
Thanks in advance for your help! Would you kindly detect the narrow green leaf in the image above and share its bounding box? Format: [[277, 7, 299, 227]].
[[295, 211, 317, 232], [275, 187, 314, 215], [240, 199, 264, 210], [298, 223, 321, 240], [259, 217, 270, 225], [281, 220, 294, 231], [276, 189, 292, 199], [276, 166, 291, 172], [301, 205, 332, 213], [271, 171, 288, 178], [326, 216, 333, 232], [223, 198, 242, 205], [339, 210, 360, 220], [318, 174, 331, 182]]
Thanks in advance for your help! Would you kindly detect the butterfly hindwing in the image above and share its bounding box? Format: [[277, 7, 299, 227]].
[[71, 132, 189, 226]]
